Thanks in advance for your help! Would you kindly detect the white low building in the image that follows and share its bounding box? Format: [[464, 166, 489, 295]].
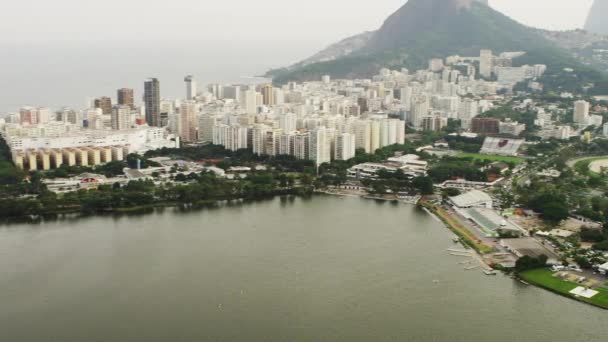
[[348, 158, 428, 179], [387, 154, 429, 174], [4, 126, 178, 170], [599, 262, 608, 276], [449, 190, 493, 209], [348, 163, 397, 179]]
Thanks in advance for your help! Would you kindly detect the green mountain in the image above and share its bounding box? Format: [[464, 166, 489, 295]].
[[268, 0, 606, 93]]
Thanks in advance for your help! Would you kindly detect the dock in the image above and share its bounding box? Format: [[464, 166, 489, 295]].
[[447, 247, 497, 276]]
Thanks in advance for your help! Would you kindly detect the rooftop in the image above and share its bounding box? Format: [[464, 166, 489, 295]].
[[449, 190, 492, 208]]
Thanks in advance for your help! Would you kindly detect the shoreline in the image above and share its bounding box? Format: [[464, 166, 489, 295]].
[[518, 269, 608, 311], [418, 200, 493, 254], [0, 191, 310, 225], [316, 189, 421, 204]]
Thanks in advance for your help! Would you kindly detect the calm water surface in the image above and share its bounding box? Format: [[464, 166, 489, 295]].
[[0, 41, 314, 113], [0, 196, 606, 341]]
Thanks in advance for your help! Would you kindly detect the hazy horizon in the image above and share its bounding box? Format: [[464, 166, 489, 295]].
[[0, 1, 596, 45], [0, 0, 599, 114]]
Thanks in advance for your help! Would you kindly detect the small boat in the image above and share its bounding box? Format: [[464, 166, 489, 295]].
[[484, 270, 497, 276]]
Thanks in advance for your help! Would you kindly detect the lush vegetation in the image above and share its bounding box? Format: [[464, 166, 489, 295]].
[[456, 153, 523, 165], [515, 255, 548, 273], [427, 156, 504, 183], [0, 170, 311, 220], [146, 145, 315, 173], [511, 139, 608, 225], [526, 192, 570, 224], [574, 157, 608, 176], [0, 137, 24, 185], [444, 135, 485, 153]]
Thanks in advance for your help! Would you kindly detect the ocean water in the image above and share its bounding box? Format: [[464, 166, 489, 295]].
[[0, 40, 315, 114]]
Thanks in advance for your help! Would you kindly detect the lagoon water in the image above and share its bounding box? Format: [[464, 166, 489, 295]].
[[0, 196, 606, 341]]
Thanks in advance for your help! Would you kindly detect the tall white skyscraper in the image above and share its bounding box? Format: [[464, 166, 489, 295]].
[[410, 95, 430, 129], [185, 75, 197, 101], [479, 49, 493, 79], [459, 99, 479, 129], [335, 133, 356, 161], [244, 90, 258, 114], [213, 124, 248, 151], [252, 125, 271, 156], [310, 127, 331, 166], [574, 100, 590, 125]]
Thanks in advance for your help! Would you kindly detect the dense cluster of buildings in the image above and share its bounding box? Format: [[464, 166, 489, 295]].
[[165, 49, 542, 166], [0, 49, 549, 170], [0, 88, 178, 170]]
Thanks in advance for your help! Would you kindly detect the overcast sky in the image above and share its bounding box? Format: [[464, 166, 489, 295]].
[[0, 0, 595, 44]]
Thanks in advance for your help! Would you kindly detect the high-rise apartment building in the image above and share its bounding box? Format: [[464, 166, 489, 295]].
[[294, 133, 310, 161], [261, 84, 275, 106], [144, 78, 161, 127], [252, 125, 271, 156], [479, 49, 493, 79], [111, 105, 131, 130], [310, 127, 331, 166], [459, 98, 479, 129], [213, 124, 248, 151], [410, 95, 430, 129], [243, 89, 258, 114], [117, 88, 134, 109], [94, 97, 113, 115], [422, 116, 448, 132], [185, 75, 197, 101], [335, 133, 356, 161], [471, 117, 500, 134], [574, 100, 590, 125], [19, 107, 51, 125], [199, 115, 218, 143], [179, 100, 198, 142]]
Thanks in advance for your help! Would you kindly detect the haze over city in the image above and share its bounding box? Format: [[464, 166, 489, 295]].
[[0, 0, 595, 44]]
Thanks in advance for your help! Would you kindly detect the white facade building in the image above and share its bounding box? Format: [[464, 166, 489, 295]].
[[574, 100, 590, 125], [335, 133, 356, 161]]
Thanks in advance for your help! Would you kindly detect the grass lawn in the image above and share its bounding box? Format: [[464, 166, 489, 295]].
[[520, 269, 608, 309], [456, 153, 524, 165]]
